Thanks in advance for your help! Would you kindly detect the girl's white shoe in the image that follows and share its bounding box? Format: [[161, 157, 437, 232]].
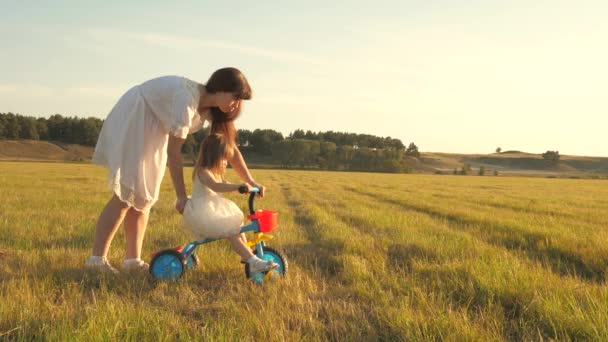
[[247, 256, 279, 274], [85, 256, 119, 274], [121, 258, 150, 273]]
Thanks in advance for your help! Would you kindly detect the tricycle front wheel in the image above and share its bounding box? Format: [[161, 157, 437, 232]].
[[244, 246, 288, 284]]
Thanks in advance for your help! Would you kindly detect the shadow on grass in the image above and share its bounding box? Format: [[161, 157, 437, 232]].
[[414, 265, 594, 340], [386, 243, 441, 271], [346, 187, 605, 283], [280, 185, 344, 281], [425, 191, 575, 220]]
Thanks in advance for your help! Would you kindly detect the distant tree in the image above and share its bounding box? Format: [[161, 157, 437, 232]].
[[289, 129, 305, 139], [496, 147, 502, 153], [271, 140, 292, 167], [3, 113, 21, 139], [237, 129, 252, 146], [460, 164, 472, 175], [0, 116, 5, 139], [289, 139, 312, 167], [382, 159, 403, 173], [404, 142, 420, 158], [20, 116, 39, 140], [80, 117, 103, 146], [478, 166, 486, 176], [249, 129, 284, 155], [351, 147, 375, 170], [494, 170, 499, 176], [304, 130, 317, 140], [542, 150, 560, 164], [46, 114, 66, 141], [337, 145, 355, 170], [36, 118, 49, 140], [319, 141, 337, 169], [453, 168, 458, 175]]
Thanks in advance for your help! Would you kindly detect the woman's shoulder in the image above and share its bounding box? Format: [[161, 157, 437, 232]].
[[139, 75, 201, 96], [140, 75, 183, 88]]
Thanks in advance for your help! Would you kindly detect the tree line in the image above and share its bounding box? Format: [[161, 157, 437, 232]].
[[0, 112, 103, 146], [185, 128, 417, 173], [1, 113, 417, 173]]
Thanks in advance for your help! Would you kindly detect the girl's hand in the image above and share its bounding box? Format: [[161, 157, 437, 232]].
[[238, 183, 253, 194], [251, 182, 266, 198], [175, 196, 189, 214]]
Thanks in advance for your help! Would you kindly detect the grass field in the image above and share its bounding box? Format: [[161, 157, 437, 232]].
[[1, 161, 608, 340]]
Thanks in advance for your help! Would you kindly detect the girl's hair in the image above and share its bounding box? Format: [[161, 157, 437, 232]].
[[193, 133, 235, 180], [204, 67, 252, 146]]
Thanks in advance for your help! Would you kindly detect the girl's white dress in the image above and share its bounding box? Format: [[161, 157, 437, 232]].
[[92, 76, 209, 211], [182, 176, 244, 240]]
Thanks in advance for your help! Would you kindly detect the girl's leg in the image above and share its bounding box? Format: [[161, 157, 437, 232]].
[[123, 207, 150, 259], [92, 195, 130, 257], [229, 234, 279, 273], [227, 234, 254, 261]]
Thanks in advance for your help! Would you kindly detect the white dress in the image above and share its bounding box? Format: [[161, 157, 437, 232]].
[[182, 176, 244, 240], [92, 76, 209, 211]]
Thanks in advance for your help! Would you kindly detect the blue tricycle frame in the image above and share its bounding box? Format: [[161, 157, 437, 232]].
[[149, 187, 288, 284]]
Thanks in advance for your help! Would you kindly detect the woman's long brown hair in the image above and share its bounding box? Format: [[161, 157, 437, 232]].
[[204, 67, 252, 146]]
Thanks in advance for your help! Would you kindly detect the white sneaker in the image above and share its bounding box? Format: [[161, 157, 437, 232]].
[[247, 256, 279, 274], [85, 256, 119, 274], [121, 258, 150, 273]]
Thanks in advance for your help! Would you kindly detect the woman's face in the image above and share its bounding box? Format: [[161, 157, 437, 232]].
[[217, 92, 241, 116], [221, 159, 228, 171]]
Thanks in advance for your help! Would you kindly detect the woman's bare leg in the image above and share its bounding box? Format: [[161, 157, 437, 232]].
[[123, 207, 150, 259], [92, 195, 129, 257]]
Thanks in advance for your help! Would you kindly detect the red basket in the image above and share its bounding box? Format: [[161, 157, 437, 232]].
[[248, 210, 278, 232]]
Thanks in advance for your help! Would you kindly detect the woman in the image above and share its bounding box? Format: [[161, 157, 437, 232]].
[[86, 67, 264, 273]]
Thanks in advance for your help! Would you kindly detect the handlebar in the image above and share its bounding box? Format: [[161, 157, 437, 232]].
[[238, 186, 261, 214]]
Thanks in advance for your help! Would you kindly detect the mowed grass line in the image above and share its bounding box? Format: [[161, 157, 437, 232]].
[[277, 178, 499, 340], [1, 162, 407, 340], [296, 178, 608, 339], [344, 185, 608, 283], [1, 162, 608, 340], [295, 171, 608, 283]]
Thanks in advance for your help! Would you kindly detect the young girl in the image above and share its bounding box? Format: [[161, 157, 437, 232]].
[[182, 133, 278, 274]]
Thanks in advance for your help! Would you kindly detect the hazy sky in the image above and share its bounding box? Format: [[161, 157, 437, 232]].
[[1, 1, 606, 156]]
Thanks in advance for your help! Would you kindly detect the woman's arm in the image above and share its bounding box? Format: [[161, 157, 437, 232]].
[[228, 146, 265, 196], [228, 146, 255, 183], [198, 168, 247, 193], [167, 135, 188, 214]]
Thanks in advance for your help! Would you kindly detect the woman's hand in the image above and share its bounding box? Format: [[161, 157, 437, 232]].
[[174, 196, 189, 215]]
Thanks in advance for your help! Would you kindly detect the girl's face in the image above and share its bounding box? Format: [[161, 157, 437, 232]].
[[217, 92, 241, 116]]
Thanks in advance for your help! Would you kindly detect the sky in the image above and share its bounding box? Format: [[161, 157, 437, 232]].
[[1, 0, 606, 156]]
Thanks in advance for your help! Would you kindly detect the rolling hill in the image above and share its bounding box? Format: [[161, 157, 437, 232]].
[[1, 140, 606, 175]]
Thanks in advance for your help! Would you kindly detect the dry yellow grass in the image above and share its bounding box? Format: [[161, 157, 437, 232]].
[[1, 161, 608, 340]]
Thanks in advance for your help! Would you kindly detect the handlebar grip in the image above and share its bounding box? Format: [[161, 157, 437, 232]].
[[238, 186, 260, 194]]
